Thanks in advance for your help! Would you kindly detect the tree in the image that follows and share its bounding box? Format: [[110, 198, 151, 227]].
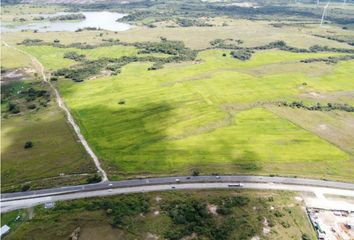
[[24, 141, 33, 149], [192, 169, 200, 176], [302, 233, 311, 240], [87, 174, 102, 183], [21, 184, 31, 192]]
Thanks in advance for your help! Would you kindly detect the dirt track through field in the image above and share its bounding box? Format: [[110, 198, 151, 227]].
[[2, 41, 108, 181]]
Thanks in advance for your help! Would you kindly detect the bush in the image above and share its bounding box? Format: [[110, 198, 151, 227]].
[[302, 233, 311, 240], [49, 13, 86, 21], [24, 141, 33, 149], [274, 210, 284, 217], [27, 103, 37, 109], [230, 49, 253, 61], [9, 102, 20, 114], [87, 174, 102, 183], [216, 206, 232, 215], [281, 221, 291, 228], [63, 51, 86, 62], [21, 184, 31, 192], [192, 169, 200, 176]]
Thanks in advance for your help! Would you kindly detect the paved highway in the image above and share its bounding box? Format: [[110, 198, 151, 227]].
[[2, 175, 354, 212]]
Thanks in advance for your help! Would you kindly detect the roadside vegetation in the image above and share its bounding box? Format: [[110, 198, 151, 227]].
[[1, 190, 316, 240]]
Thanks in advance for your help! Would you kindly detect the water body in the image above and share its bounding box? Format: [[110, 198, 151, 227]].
[[1, 11, 132, 32]]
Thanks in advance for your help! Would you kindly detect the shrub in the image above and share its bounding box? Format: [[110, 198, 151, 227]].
[[192, 169, 200, 176], [63, 51, 86, 62], [49, 13, 86, 21], [9, 102, 20, 114], [274, 210, 284, 217], [87, 174, 102, 183], [216, 206, 232, 215], [27, 103, 37, 109], [24, 141, 33, 149], [21, 184, 31, 192], [230, 49, 253, 61], [302, 233, 311, 240], [281, 221, 291, 228]]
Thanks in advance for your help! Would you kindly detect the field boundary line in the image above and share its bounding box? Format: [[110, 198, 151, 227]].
[[2, 41, 108, 181]]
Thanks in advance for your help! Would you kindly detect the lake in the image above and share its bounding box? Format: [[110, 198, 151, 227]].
[[1, 11, 132, 32]]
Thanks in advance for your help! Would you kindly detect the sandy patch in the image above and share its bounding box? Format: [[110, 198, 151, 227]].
[[207, 204, 218, 215], [318, 124, 328, 131], [146, 233, 159, 240], [181, 233, 197, 240], [295, 196, 303, 203], [263, 218, 271, 235]]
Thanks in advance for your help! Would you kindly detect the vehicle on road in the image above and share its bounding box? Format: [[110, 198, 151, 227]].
[[228, 183, 244, 187]]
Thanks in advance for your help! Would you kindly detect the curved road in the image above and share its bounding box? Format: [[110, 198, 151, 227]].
[[2, 175, 354, 212]]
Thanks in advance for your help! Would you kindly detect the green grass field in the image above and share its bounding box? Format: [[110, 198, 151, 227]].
[[0, 45, 97, 191], [1, 102, 96, 191], [18, 45, 170, 70], [50, 48, 354, 180], [2, 4, 354, 183], [1, 190, 316, 240], [1, 44, 32, 69]]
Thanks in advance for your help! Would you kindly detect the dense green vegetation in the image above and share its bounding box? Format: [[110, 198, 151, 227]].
[[49, 13, 85, 22], [278, 101, 354, 112], [48, 39, 197, 81], [162, 196, 253, 239], [98, 0, 354, 27], [1, 190, 316, 240], [230, 49, 253, 61], [1, 81, 50, 116]]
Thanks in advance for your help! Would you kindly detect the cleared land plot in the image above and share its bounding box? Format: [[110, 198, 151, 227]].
[[1, 46, 96, 191], [55, 48, 354, 180], [1, 102, 96, 191], [1, 190, 316, 240], [1, 44, 32, 69], [268, 107, 354, 154]]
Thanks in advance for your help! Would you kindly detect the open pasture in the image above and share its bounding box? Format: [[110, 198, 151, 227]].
[[55, 48, 354, 180]]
